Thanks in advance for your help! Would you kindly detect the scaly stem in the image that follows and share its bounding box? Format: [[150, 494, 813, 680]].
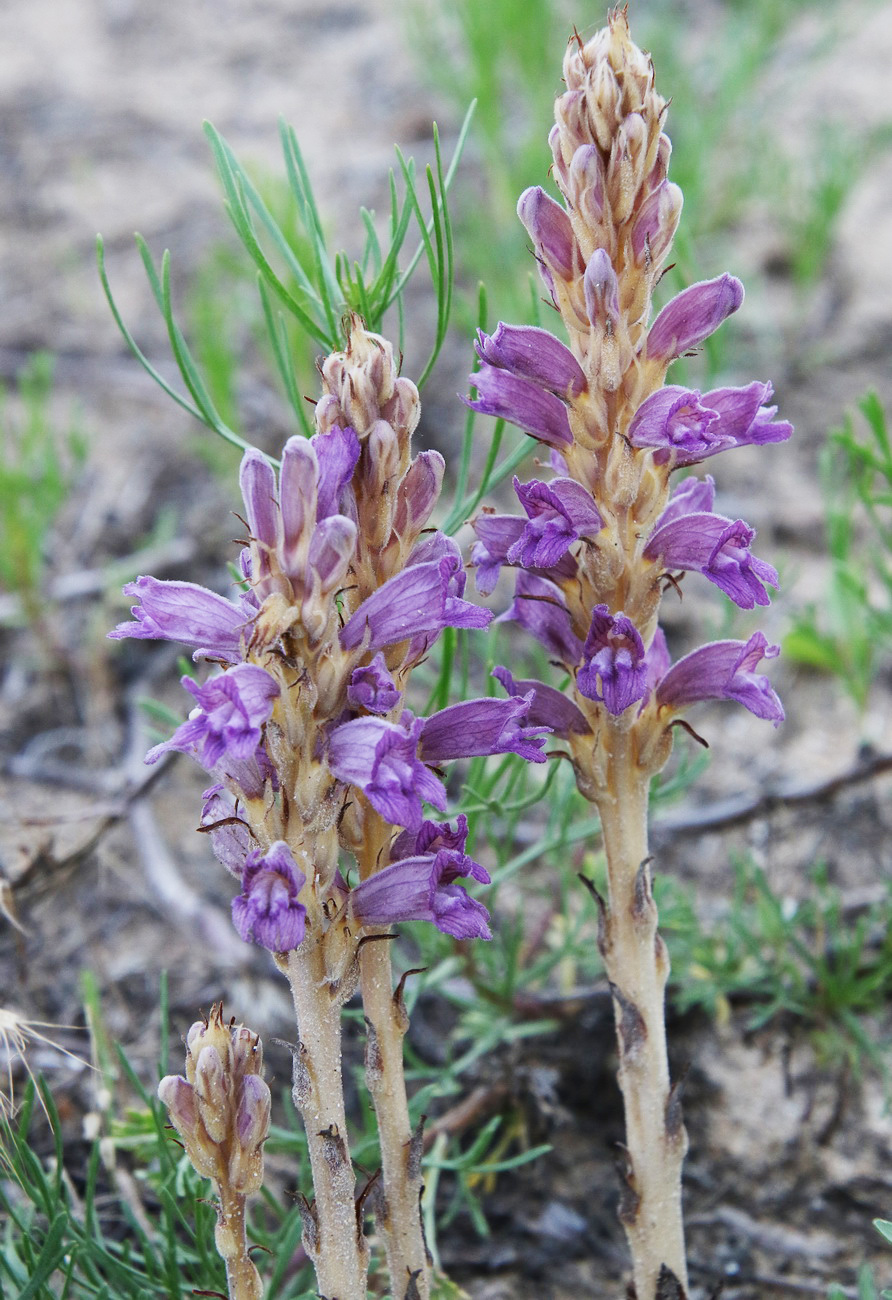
[[215, 1186, 263, 1300], [284, 944, 369, 1300], [360, 936, 429, 1300], [597, 717, 688, 1299]]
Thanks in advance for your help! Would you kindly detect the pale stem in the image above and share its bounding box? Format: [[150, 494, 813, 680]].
[[284, 944, 369, 1300], [360, 934, 430, 1300], [597, 718, 688, 1299], [215, 1186, 263, 1300]]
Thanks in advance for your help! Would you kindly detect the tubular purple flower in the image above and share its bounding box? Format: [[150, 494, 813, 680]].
[[492, 665, 591, 736], [471, 514, 578, 595], [472, 515, 525, 595], [327, 714, 447, 831], [628, 381, 792, 464], [697, 381, 793, 451], [339, 547, 491, 652], [278, 436, 318, 575], [232, 841, 307, 952], [419, 695, 551, 764], [584, 249, 621, 328], [647, 273, 745, 364], [348, 848, 492, 940], [656, 632, 784, 725], [495, 572, 583, 668], [645, 511, 779, 609], [517, 185, 576, 282], [347, 653, 402, 714], [240, 451, 281, 592], [509, 476, 604, 568], [465, 365, 574, 448], [108, 575, 253, 662], [311, 424, 361, 521], [145, 664, 280, 768], [390, 814, 470, 863], [628, 387, 720, 462], [475, 323, 587, 398], [200, 785, 254, 877], [577, 605, 648, 715]]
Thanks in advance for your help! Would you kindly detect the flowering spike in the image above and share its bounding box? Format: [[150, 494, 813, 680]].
[[466, 13, 790, 1294]]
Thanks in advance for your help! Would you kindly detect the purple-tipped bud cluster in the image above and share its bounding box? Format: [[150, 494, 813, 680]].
[[158, 1003, 270, 1197]]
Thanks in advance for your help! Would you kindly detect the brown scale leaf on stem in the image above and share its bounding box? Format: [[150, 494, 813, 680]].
[[655, 1263, 687, 1299], [609, 981, 648, 1057], [615, 1143, 641, 1227]]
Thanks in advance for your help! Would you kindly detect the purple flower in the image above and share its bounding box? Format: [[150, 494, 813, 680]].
[[656, 632, 784, 726], [339, 539, 491, 652], [232, 841, 307, 952], [465, 365, 574, 449], [199, 785, 254, 877], [390, 814, 471, 863], [472, 512, 579, 595], [577, 606, 648, 715], [145, 664, 280, 768], [327, 714, 447, 831], [495, 572, 583, 668], [240, 450, 282, 594], [349, 845, 491, 940], [508, 476, 603, 568], [419, 695, 551, 764], [109, 576, 254, 662], [492, 665, 590, 737], [647, 274, 744, 365], [645, 510, 778, 609], [347, 653, 402, 714], [475, 324, 586, 399], [628, 381, 792, 465]]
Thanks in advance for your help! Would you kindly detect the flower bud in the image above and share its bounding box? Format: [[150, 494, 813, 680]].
[[195, 1045, 229, 1145]]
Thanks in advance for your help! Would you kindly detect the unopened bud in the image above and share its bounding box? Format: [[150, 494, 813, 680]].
[[517, 187, 576, 284], [158, 1074, 199, 1136], [232, 1025, 263, 1077], [195, 1045, 229, 1144], [393, 451, 445, 539], [236, 1072, 272, 1151]]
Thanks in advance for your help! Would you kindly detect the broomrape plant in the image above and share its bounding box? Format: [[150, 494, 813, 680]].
[[109, 322, 549, 1300], [466, 12, 789, 1297], [101, 10, 790, 1300]]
